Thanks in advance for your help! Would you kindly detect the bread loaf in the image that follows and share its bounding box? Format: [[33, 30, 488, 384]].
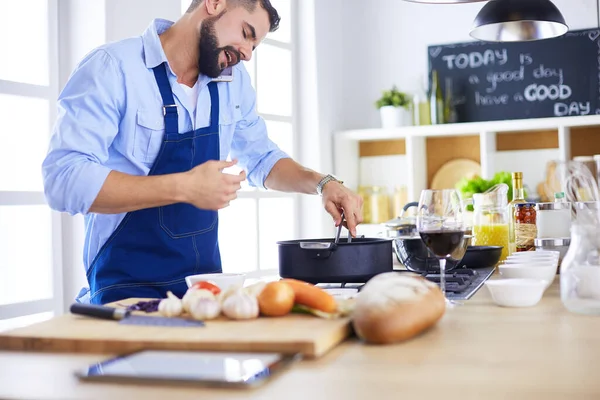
[[351, 272, 446, 344]]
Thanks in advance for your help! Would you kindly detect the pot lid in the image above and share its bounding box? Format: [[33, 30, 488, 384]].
[[384, 215, 416, 229]]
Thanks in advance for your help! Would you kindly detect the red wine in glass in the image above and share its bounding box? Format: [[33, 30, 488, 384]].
[[419, 230, 465, 257]]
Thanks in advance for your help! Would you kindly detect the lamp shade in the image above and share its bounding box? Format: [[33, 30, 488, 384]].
[[401, 0, 487, 3], [470, 0, 568, 42]]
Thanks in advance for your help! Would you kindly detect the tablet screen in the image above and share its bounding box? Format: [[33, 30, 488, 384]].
[[78, 350, 300, 388]]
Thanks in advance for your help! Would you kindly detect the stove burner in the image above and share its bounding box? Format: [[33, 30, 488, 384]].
[[421, 269, 478, 293], [316, 266, 495, 301]]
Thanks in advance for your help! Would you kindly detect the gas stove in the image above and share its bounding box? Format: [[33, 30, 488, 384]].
[[317, 266, 495, 301]]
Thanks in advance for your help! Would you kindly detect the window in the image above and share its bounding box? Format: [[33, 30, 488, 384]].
[[181, 0, 298, 273], [0, 0, 60, 330]]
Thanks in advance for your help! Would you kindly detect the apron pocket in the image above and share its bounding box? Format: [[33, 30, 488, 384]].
[[134, 110, 165, 166], [159, 204, 218, 238]]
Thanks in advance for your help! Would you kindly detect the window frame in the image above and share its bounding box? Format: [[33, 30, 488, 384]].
[[0, 0, 63, 323], [220, 1, 301, 272]]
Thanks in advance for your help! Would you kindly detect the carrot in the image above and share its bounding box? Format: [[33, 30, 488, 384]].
[[280, 279, 337, 314]]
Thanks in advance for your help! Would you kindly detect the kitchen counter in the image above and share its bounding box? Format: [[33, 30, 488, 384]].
[[1, 280, 599, 400]]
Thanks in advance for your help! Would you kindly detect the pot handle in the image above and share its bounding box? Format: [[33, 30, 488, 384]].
[[401, 201, 420, 216], [299, 242, 336, 259]]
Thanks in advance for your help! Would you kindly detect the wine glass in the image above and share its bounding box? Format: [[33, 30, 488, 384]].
[[416, 189, 465, 307]]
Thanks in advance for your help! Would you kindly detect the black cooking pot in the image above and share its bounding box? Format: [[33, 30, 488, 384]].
[[277, 237, 393, 284], [393, 234, 472, 273]]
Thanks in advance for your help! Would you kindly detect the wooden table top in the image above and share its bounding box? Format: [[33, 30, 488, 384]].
[[1, 279, 599, 400]]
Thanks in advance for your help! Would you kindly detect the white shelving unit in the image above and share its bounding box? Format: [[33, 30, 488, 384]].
[[333, 115, 600, 203]]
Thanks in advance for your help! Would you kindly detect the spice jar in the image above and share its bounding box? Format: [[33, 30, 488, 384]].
[[536, 202, 571, 238], [360, 186, 390, 224], [369, 186, 390, 224], [515, 203, 537, 252], [358, 186, 372, 224]]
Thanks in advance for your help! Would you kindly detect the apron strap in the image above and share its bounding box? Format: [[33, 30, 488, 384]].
[[207, 81, 219, 130], [152, 63, 179, 135]]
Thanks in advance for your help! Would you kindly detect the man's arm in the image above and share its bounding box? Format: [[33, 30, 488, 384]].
[[42, 49, 123, 216], [263, 158, 323, 194], [89, 161, 245, 214], [264, 158, 364, 237]]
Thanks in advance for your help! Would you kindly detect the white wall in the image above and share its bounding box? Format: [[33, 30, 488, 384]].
[[105, 0, 182, 43], [338, 0, 600, 130]]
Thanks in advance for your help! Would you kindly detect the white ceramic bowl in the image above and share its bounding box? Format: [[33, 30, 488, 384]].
[[503, 259, 558, 269], [498, 263, 557, 288], [509, 250, 560, 258], [484, 278, 547, 307], [185, 273, 246, 292]]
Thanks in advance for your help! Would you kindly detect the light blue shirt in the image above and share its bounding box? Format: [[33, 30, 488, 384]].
[[42, 19, 289, 270]]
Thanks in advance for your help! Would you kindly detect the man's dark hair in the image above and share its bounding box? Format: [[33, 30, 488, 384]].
[[186, 0, 280, 32]]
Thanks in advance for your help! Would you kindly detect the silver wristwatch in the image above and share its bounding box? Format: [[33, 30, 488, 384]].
[[316, 174, 343, 196]]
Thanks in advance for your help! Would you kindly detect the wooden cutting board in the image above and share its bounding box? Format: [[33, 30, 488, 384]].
[[0, 298, 353, 359]]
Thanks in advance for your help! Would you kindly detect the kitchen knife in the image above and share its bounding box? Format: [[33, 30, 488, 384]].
[[69, 303, 205, 328]]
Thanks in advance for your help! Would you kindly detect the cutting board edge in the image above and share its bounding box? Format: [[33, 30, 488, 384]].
[[0, 335, 343, 359]]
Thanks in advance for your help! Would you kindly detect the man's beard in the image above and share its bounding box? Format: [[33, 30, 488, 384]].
[[198, 16, 240, 78]]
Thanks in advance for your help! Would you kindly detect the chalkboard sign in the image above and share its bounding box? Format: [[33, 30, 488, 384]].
[[427, 28, 600, 123]]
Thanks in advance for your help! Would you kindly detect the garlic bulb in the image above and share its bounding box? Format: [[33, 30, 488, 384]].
[[158, 291, 183, 317], [182, 288, 215, 313], [189, 297, 221, 320], [221, 290, 259, 320]]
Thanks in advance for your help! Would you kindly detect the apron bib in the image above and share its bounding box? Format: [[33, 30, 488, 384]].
[[83, 62, 222, 305]]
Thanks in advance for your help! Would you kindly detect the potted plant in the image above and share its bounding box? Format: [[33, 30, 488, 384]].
[[375, 86, 412, 128]]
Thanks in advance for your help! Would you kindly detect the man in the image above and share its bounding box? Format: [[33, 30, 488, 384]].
[[42, 0, 363, 305]]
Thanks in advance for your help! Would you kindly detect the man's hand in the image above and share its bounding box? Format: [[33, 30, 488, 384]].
[[181, 159, 246, 210], [321, 181, 364, 237]]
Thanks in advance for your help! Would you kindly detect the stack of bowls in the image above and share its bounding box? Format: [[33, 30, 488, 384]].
[[484, 250, 560, 307]]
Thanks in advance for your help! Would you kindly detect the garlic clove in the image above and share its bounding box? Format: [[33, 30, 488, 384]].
[[158, 291, 183, 317]]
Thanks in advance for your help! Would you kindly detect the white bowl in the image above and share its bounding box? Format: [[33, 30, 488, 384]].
[[503, 259, 558, 269], [508, 252, 559, 258], [484, 279, 547, 307], [185, 273, 246, 292], [507, 252, 559, 259], [498, 264, 557, 288]]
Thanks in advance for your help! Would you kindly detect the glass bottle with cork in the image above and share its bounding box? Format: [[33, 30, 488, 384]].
[[508, 172, 527, 254]]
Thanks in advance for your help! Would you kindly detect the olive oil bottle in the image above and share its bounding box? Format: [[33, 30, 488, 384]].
[[429, 70, 444, 125], [508, 172, 526, 255]]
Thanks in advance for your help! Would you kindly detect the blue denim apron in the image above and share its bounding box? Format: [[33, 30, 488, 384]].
[[82, 62, 222, 305]]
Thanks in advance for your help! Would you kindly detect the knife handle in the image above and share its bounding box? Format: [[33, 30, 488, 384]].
[[70, 303, 130, 320]]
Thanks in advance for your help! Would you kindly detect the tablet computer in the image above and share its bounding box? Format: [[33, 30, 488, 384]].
[[75, 350, 301, 389]]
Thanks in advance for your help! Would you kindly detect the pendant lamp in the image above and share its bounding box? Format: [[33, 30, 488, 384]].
[[470, 0, 568, 42], [401, 0, 487, 3]]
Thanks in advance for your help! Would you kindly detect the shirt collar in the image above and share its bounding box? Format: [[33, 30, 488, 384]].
[[141, 18, 232, 83], [141, 18, 174, 70]]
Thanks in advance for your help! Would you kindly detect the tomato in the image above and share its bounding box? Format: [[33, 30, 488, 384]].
[[191, 281, 221, 295]]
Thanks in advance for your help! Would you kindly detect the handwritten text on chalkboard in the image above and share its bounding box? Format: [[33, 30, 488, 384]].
[[428, 29, 600, 122]]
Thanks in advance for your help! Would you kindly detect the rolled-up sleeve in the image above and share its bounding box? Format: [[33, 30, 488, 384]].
[[229, 67, 290, 189], [42, 49, 124, 215]]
